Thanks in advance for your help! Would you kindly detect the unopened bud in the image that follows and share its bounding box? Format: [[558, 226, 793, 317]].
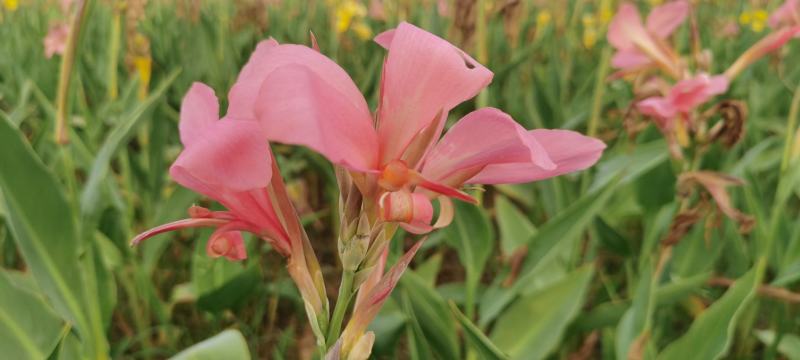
[[347, 331, 375, 360], [378, 191, 433, 225]]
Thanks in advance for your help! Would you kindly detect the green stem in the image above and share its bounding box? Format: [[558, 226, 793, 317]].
[[779, 84, 800, 173], [326, 269, 355, 348], [54, 0, 92, 145]]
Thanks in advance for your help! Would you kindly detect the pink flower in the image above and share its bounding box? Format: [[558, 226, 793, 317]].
[[43, 23, 70, 58], [607, 1, 689, 77], [239, 22, 605, 233], [131, 83, 290, 261], [769, 0, 800, 29], [637, 74, 729, 124], [725, 25, 800, 79]]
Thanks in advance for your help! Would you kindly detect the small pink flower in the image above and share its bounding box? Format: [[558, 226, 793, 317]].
[[638, 74, 729, 124], [769, 0, 800, 29], [240, 23, 605, 233], [368, 0, 385, 21], [607, 1, 689, 77], [43, 23, 70, 58], [131, 82, 290, 261]]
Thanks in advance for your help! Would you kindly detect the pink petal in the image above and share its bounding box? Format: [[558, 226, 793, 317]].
[[207, 228, 248, 261], [254, 63, 378, 171], [228, 41, 371, 133], [467, 130, 606, 184], [608, 3, 646, 50], [611, 49, 653, 69], [646, 0, 690, 38], [769, 0, 800, 28], [669, 74, 728, 112], [377, 22, 493, 164], [421, 108, 555, 185], [130, 217, 227, 246], [374, 29, 395, 48], [638, 96, 677, 119], [179, 83, 219, 147], [170, 120, 271, 196]]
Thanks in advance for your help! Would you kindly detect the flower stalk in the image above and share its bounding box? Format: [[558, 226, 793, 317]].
[[54, 0, 92, 145]]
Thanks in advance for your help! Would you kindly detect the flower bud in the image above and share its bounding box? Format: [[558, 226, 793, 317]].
[[347, 332, 375, 360], [378, 191, 433, 225]]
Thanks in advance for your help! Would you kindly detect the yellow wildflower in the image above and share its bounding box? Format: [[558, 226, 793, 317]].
[[335, 0, 367, 34], [351, 21, 372, 40], [3, 0, 19, 11], [536, 9, 551, 27], [739, 11, 752, 25], [582, 14, 598, 49], [133, 56, 152, 100], [751, 9, 768, 33], [648, 0, 663, 6], [599, 0, 614, 25]]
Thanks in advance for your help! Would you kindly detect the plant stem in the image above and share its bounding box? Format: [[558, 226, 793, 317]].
[[54, 0, 92, 145], [327, 269, 355, 348], [780, 84, 800, 173]]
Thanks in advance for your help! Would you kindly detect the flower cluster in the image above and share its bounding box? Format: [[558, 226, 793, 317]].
[[133, 22, 605, 358]]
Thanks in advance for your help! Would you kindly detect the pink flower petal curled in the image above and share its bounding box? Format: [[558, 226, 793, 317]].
[[254, 63, 378, 171], [467, 130, 606, 184], [207, 228, 248, 261], [170, 120, 271, 195], [377, 22, 493, 164], [646, 1, 690, 38], [421, 108, 555, 185], [179, 83, 219, 147]]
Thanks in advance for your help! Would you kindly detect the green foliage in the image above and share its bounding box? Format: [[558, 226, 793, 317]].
[[1, 0, 800, 358]]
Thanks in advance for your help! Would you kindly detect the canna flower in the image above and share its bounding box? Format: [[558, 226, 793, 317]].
[[131, 83, 288, 260], [607, 1, 689, 78], [43, 23, 70, 58], [769, 0, 800, 30], [638, 73, 729, 126], [236, 22, 605, 234], [131, 80, 329, 334]]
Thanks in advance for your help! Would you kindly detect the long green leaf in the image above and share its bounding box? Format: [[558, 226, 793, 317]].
[[0, 116, 103, 356], [449, 301, 509, 360], [657, 263, 763, 360], [0, 270, 66, 360], [170, 329, 250, 360], [490, 266, 594, 360]]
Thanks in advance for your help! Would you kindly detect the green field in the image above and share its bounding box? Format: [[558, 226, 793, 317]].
[[1, 0, 799, 359]]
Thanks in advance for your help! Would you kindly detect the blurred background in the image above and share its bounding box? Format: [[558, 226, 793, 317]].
[[1, 0, 799, 359]]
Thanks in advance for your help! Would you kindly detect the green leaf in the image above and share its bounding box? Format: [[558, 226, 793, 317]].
[[80, 69, 180, 221], [170, 329, 251, 360], [0, 116, 105, 356], [399, 271, 460, 360], [589, 140, 669, 193], [495, 194, 536, 257], [755, 330, 800, 360], [0, 270, 66, 360], [657, 263, 763, 360], [615, 263, 655, 360], [442, 200, 494, 316], [480, 181, 617, 327], [490, 266, 595, 360], [449, 301, 509, 360]]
